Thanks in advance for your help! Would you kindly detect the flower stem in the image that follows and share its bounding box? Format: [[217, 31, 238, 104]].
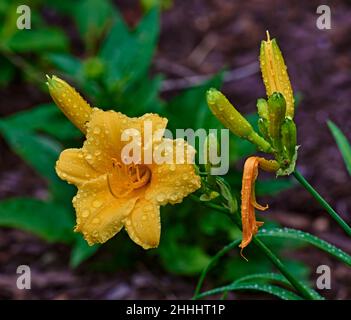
[[293, 169, 351, 237], [191, 195, 319, 300], [252, 237, 319, 300]]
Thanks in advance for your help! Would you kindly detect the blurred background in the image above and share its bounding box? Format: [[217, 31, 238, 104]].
[[0, 0, 350, 299]]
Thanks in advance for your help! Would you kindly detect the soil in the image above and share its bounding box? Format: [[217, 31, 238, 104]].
[[0, 0, 350, 299]]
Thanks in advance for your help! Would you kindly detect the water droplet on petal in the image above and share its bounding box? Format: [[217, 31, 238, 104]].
[[92, 218, 100, 224], [93, 200, 102, 208], [82, 210, 90, 218]]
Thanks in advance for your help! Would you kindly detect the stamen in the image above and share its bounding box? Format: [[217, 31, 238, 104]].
[[106, 159, 151, 198]]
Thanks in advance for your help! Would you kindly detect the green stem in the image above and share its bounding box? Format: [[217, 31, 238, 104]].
[[293, 169, 351, 237], [191, 196, 318, 300], [252, 238, 318, 300], [193, 237, 241, 298]]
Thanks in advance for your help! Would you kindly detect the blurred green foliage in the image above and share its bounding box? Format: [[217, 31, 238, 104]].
[[328, 120, 351, 176], [0, 0, 304, 284]]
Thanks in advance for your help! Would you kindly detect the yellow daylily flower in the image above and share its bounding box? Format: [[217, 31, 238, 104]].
[[240, 156, 279, 257], [47, 76, 201, 249]]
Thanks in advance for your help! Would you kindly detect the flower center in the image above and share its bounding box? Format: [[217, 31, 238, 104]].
[[107, 158, 151, 198]]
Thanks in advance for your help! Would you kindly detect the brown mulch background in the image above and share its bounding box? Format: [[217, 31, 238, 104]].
[[0, 0, 350, 299]]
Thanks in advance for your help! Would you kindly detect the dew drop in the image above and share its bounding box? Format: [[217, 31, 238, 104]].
[[93, 127, 101, 135], [92, 218, 100, 224], [93, 200, 102, 208], [82, 210, 90, 218]]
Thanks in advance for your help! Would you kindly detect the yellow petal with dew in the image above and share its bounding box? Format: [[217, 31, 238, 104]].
[[55, 148, 101, 186], [124, 199, 161, 249], [145, 139, 201, 205], [73, 175, 138, 245], [82, 109, 168, 173]]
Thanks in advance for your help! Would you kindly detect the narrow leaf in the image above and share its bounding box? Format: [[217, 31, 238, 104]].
[[258, 227, 351, 266], [328, 120, 351, 176]]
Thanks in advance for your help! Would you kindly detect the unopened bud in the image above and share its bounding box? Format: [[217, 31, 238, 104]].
[[281, 117, 297, 159], [207, 88, 273, 153], [46, 75, 92, 133], [267, 92, 286, 143], [260, 31, 295, 118]]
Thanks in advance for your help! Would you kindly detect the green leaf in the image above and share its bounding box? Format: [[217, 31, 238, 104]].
[[196, 282, 302, 300], [1, 103, 81, 140], [258, 228, 351, 266], [234, 272, 292, 287], [119, 74, 163, 115], [74, 0, 116, 47], [0, 56, 15, 86], [161, 245, 210, 275], [6, 28, 69, 52], [0, 121, 61, 183], [165, 74, 223, 131], [256, 177, 295, 196], [47, 53, 83, 77], [70, 236, 99, 268], [328, 120, 351, 176], [0, 198, 74, 243], [100, 8, 159, 86], [159, 224, 210, 275]]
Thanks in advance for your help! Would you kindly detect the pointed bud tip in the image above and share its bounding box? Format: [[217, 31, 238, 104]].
[[266, 30, 271, 41], [206, 88, 223, 105]]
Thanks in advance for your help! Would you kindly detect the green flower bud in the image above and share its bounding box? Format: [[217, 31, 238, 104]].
[[258, 117, 270, 142], [281, 116, 297, 159], [267, 92, 286, 144], [207, 88, 273, 153], [257, 98, 269, 120]]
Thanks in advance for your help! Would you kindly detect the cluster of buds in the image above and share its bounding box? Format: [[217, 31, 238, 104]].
[[258, 31, 298, 176], [207, 31, 298, 177], [206, 32, 298, 254]]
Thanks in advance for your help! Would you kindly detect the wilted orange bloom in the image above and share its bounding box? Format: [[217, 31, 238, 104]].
[[240, 156, 279, 257]]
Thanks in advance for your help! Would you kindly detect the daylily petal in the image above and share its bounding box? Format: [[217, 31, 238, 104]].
[[82, 109, 168, 173], [145, 139, 201, 205], [124, 199, 161, 249], [239, 157, 264, 255], [73, 175, 138, 245], [55, 148, 101, 186]]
